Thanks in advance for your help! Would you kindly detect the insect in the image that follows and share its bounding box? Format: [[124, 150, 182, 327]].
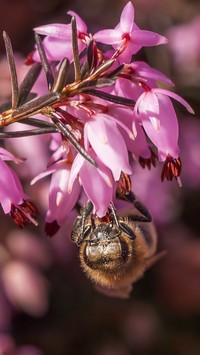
[[71, 174, 163, 298]]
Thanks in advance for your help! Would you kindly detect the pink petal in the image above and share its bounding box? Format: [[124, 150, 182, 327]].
[[117, 45, 141, 62], [31, 160, 66, 185], [46, 169, 81, 225], [108, 105, 137, 138], [93, 29, 121, 45], [2, 261, 48, 316], [142, 95, 179, 161], [0, 159, 27, 213], [119, 119, 151, 159], [33, 36, 75, 62], [132, 61, 174, 85], [68, 153, 85, 193], [0, 147, 24, 163], [79, 159, 113, 217], [132, 29, 168, 46], [34, 24, 71, 39], [153, 88, 195, 113], [67, 11, 87, 33], [119, 1, 135, 33], [135, 91, 160, 131], [85, 115, 132, 180]]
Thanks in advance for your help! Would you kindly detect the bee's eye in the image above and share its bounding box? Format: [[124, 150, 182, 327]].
[[119, 222, 136, 240]]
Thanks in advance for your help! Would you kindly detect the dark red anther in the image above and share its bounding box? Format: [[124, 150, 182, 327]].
[[139, 149, 157, 170], [161, 155, 182, 182], [116, 172, 132, 199], [10, 200, 38, 227]]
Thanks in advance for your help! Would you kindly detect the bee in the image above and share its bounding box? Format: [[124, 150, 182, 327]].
[[71, 174, 164, 298]]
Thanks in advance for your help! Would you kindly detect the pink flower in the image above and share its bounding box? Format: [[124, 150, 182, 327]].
[[167, 16, 200, 74], [0, 148, 38, 226], [134, 88, 194, 162], [112, 61, 173, 109], [68, 153, 114, 217], [32, 159, 81, 235], [33, 11, 88, 63], [2, 261, 48, 316], [84, 112, 132, 180], [93, 1, 167, 62], [107, 104, 151, 160], [0, 149, 27, 213], [179, 117, 200, 187]]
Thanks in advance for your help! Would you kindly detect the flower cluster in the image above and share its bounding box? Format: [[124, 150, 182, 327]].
[[0, 2, 193, 235]]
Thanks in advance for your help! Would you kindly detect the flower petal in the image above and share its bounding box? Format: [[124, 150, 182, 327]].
[[153, 88, 195, 113], [79, 159, 113, 217], [85, 114, 132, 180], [132, 61, 174, 85], [93, 29, 121, 45], [142, 95, 179, 161], [132, 29, 168, 46], [34, 24, 71, 39], [67, 11, 88, 33], [119, 1, 135, 33]]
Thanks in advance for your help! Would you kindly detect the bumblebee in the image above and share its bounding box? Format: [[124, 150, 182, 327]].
[[71, 174, 163, 298]]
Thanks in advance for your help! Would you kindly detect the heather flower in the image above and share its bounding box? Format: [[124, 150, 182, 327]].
[[93, 1, 168, 62], [2, 260, 48, 316], [0, 149, 38, 226], [33, 11, 88, 63], [114, 61, 173, 101], [134, 87, 194, 162], [68, 152, 114, 217], [0, 229, 51, 318], [84, 112, 132, 180], [179, 116, 200, 187], [0, 1, 194, 238], [31, 157, 80, 235], [167, 16, 200, 75], [107, 104, 151, 160]]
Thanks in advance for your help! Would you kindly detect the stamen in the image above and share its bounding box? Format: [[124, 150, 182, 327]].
[[10, 200, 38, 227], [139, 149, 157, 170], [116, 172, 132, 198], [161, 155, 182, 182]]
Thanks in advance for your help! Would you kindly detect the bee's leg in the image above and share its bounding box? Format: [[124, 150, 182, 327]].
[[109, 202, 119, 227], [71, 200, 93, 245], [125, 191, 152, 223], [109, 202, 136, 240], [117, 173, 152, 223]]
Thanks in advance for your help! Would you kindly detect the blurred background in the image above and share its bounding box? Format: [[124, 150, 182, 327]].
[[0, 0, 200, 354]]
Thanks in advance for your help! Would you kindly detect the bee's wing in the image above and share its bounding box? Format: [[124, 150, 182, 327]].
[[145, 250, 167, 270]]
